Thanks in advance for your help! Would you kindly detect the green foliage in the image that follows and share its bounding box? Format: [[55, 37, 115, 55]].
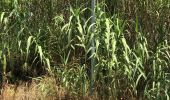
[[0, 0, 169, 99]]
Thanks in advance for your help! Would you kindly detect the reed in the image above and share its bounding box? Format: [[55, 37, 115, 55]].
[[0, 0, 169, 99]]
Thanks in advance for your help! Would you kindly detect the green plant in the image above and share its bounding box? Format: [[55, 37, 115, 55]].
[[0, 0, 169, 99]]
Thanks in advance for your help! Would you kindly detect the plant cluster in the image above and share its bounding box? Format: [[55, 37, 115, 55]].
[[0, 0, 169, 99]]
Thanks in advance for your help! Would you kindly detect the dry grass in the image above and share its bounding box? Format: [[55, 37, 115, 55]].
[[0, 78, 98, 100], [0, 76, 74, 100]]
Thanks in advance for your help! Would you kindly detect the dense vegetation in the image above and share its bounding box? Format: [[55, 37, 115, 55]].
[[0, 0, 169, 99]]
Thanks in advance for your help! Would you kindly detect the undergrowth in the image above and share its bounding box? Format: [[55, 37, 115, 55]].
[[0, 0, 170, 99]]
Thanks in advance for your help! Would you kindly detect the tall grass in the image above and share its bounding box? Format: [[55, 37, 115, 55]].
[[0, 0, 169, 99]]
